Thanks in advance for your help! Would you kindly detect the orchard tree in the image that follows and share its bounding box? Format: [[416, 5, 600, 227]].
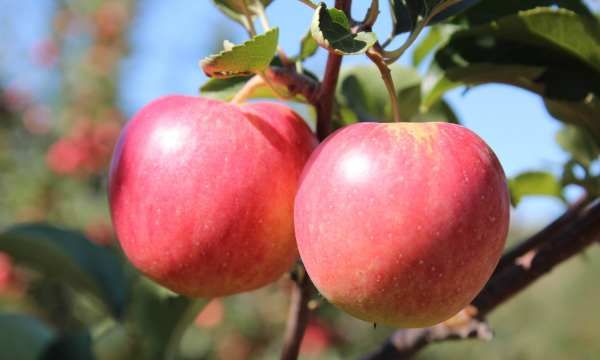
[[0, 1, 599, 360]]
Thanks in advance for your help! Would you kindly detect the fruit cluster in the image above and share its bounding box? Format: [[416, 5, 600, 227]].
[[108, 96, 509, 327]]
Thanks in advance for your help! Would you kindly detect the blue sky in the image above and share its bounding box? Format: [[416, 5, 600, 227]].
[[3, 0, 597, 224]]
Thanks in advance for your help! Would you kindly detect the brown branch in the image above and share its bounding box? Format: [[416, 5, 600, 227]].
[[280, 267, 315, 360], [279, 2, 351, 360], [493, 195, 590, 274], [361, 198, 600, 360], [315, 0, 349, 141]]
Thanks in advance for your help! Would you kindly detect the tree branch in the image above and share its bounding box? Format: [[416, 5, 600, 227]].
[[280, 267, 315, 360], [361, 198, 600, 360], [279, 2, 351, 359]]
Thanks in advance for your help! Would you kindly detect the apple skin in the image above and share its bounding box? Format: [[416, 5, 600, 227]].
[[295, 122, 509, 327], [109, 95, 317, 297]]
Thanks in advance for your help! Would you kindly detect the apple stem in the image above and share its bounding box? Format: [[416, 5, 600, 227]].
[[366, 47, 404, 123]]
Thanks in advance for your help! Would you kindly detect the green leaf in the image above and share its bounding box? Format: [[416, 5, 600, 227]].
[[212, 0, 273, 25], [412, 25, 456, 66], [390, 0, 481, 34], [0, 223, 127, 317], [310, 3, 376, 55], [425, 7, 600, 137], [199, 76, 251, 100], [338, 65, 420, 121], [0, 314, 56, 360], [509, 171, 563, 206], [297, 30, 319, 61], [556, 125, 600, 167], [337, 64, 460, 123], [457, 0, 595, 26], [41, 331, 95, 360], [128, 279, 210, 360], [201, 27, 279, 78]]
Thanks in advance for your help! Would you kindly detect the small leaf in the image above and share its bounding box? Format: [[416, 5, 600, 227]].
[[297, 30, 319, 61], [509, 171, 563, 206], [201, 27, 279, 78], [128, 279, 210, 360], [212, 0, 273, 25], [310, 3, 377, 55], [0, 314, 56, 360], [556, 125, 600, 167], [412, 25, 456, 66], [0, 223, 127, 317], [390, 0, 481, 35], [200, 76, 251, 100]]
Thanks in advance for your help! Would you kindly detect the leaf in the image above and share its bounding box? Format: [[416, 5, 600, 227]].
[[128, 278, 210, 360], [338, 65, 421, 121], [201, 27, 279, 78], [310, 3, 377, 55], [41, 331, 95, 360], [0, 314, 56, 360], [199, 76, 251, 100], [297, 30, 319, 61], [509, 171, 563, 206], [425, 8, 600, 137], [556, 125, 600, 167], [390, 0, 481, 34], [457, 0, 595, 26], [412, 25, 456, 66], [212, 0, 273, 25], [337, 64, 460, 123], [0, 223, 127, 317]]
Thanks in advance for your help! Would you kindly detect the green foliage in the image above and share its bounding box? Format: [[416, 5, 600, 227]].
[[201, 28, 279, 78], [337, 64, 459, 123], [212, 0, 273, 26], [509, 171, 563, 206], [310, 3, 377, 55], [0, 224, 127, 317], [297, 30, 319, 61], [556, 125, 600, 168], [390, 0, 481, 34], [0, 314, 56, 360], [425, 7, 600, 139]]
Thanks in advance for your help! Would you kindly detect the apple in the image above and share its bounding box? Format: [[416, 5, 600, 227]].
[[295, 122, 509, 327], [109, 95, 316, 297]]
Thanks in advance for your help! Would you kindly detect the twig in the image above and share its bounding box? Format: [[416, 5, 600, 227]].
[[316, 52, 343, 140], [280, 266, 315, 360], [494, 195, 590, 274], [361, 198, 600, 360], [279, 2, 350, 359], [230, 67, 320, 105], [240, 0, 257, 36], [381, 0, 462, 63], [297, 0, 318, 10]]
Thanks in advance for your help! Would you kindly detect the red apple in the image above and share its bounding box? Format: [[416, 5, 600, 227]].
[[295, 122, 509, 327], [109, 95, 316, 297]]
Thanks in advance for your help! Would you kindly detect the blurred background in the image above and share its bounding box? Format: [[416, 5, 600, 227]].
[[0, 0, 599, 359]]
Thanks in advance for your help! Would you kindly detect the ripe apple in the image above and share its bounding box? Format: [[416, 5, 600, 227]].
[[295, 122, 509, 327], [109, 95, 316, 297]]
